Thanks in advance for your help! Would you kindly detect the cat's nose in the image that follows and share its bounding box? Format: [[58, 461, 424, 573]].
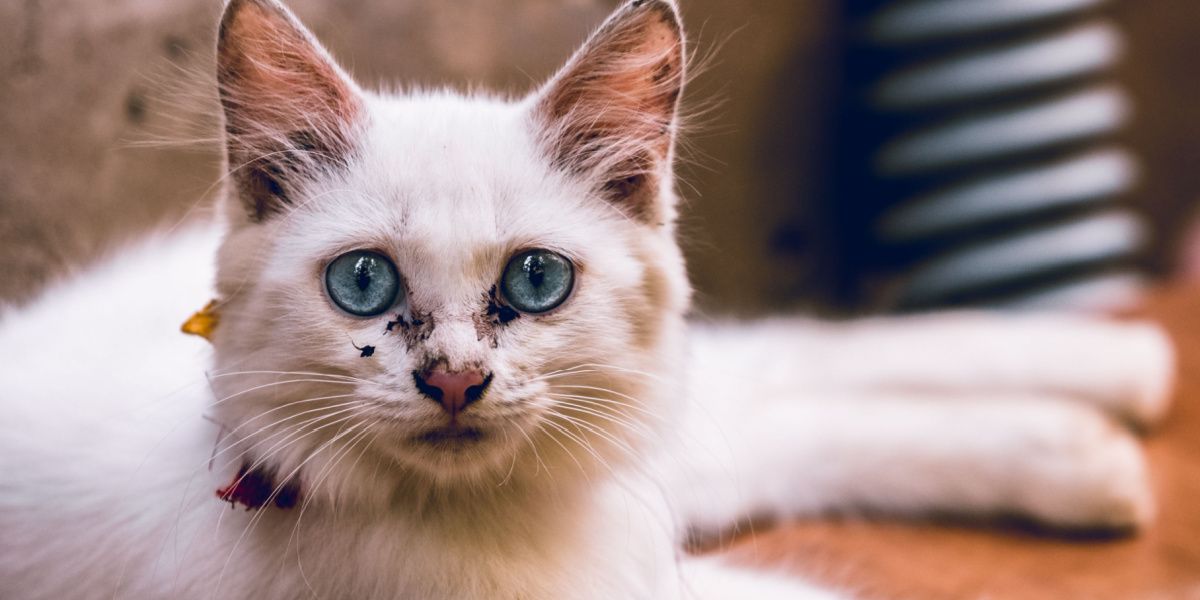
[[413, 364, 492, 417]]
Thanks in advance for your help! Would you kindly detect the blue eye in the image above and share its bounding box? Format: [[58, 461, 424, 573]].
[[324, 250, 402, 317], [501, 249, 574, 314]]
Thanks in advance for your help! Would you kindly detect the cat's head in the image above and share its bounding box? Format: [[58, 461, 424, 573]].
[[208, 0, 690, 503]]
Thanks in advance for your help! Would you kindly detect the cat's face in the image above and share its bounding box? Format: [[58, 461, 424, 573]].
[[207, 0, 689, 497]]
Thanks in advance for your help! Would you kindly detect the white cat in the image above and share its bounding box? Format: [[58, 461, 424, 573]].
[[0, 1, 1174, 598]]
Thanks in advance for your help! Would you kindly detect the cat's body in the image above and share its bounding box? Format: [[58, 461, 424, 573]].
[[0, 224, 829, 599], [0, 1, 1174, 598]]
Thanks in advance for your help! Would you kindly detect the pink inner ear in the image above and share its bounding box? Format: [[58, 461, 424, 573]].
[[542, 4, 682, 155], [218, 1, 360, 150], [217, 0, 363, 219], [536, 1, 685, 222]]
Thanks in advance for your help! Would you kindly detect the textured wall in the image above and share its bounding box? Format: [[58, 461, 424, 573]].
[[1, 0, 220, 304], [0, 0, 840, 313], [1115, 0, 1200, 276]]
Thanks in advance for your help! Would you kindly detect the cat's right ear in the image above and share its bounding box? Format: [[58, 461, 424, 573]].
[[531, 0, 686, 225], [217, 0, 363, 221]]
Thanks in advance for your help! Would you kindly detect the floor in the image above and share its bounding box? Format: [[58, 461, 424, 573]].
[[721, 286, 1200, 599]]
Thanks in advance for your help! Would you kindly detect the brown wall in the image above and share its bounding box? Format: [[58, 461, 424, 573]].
[[1116, 0, 1200, 275], [0, 0, 839, 313]]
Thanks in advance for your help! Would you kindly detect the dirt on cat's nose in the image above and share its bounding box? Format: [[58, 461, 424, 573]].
[[412, 363, 493, 417]]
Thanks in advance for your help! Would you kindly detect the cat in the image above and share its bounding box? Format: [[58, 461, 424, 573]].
[[0, 0, 1174, 598]]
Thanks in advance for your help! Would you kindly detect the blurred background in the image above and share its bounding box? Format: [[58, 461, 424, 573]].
[[4, 0, 1200, 316]]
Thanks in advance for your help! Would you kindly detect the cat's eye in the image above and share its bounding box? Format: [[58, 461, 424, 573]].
[[501, 249, 575, 314], [324, 250, 402, 317]]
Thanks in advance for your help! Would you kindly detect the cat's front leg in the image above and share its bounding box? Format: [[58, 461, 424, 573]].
[[668, 394, 1153, 544], [692, 314, 1175, 427]]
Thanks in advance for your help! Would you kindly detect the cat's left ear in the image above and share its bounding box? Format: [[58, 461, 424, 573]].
[[532, 0, 686, 224], [217, 0, 364, 221]]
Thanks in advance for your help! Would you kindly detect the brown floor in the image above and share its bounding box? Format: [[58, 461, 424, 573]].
[[720, 286, 1200, 600]]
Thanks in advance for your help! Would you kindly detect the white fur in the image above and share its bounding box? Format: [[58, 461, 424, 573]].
[[0, 222, 835, 598], [0, 226, 1174, 599], [0, 1, 1175, 598]]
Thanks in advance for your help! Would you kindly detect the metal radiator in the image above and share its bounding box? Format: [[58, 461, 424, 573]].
[[827, 0, 1145, 312]]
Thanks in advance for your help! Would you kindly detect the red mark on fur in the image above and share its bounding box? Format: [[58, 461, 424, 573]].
[[216, 463, 300, 510]]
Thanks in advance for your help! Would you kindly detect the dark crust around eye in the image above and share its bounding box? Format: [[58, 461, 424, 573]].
[[385, 311, 434, 349], [472, 285, 519, 349], [486, 285, 520, 324]]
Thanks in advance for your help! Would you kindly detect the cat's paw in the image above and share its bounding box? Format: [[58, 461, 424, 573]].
[[1017, 405, 1154, 531], [1114, 322, 1175, 428]]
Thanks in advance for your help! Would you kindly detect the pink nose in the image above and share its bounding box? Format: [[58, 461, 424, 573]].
[[413, 365, 492, 417]]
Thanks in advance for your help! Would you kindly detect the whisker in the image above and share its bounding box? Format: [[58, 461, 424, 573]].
[[528, 368, 604, 382], [534, 420, 589, 482], [207, 398, 360, 470], [208, 370, 370, 384], [549, 384, 646, 407], [213, 419, 369, 598], [497, 428, 518, 487], [550, 400, 658, 440], [219, 405, 365, 476], [543, 362, 668, 383], [515, 425, 551, 480], [540, 416, 618, 480], [207, 379, 357, 410], [288, 425, 373, 596], [207, 415, 353, 598], [547, 390, 664, 422], [546, 409, 640, 463]]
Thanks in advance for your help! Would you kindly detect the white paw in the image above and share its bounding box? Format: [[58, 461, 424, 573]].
[[1018, 406, 1155, 530], [1118, 322, 1176, 428]]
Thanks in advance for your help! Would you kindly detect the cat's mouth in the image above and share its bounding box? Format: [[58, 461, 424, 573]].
[[413, 425, 486, 448]]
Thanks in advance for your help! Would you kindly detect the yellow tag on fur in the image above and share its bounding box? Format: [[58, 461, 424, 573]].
[[181, 299, 220, 341]]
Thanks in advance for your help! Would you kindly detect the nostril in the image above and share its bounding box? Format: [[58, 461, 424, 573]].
[[412, 370, 443, 402], [464, 373, 494, 404]]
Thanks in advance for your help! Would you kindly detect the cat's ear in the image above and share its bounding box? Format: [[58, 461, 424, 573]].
[[533, 0, 686, 224], [217, 0, 364, 221]]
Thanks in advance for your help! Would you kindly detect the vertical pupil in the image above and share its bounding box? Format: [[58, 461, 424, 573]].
[[524, 255, 546, 288], [354, 257, 372, 291]]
